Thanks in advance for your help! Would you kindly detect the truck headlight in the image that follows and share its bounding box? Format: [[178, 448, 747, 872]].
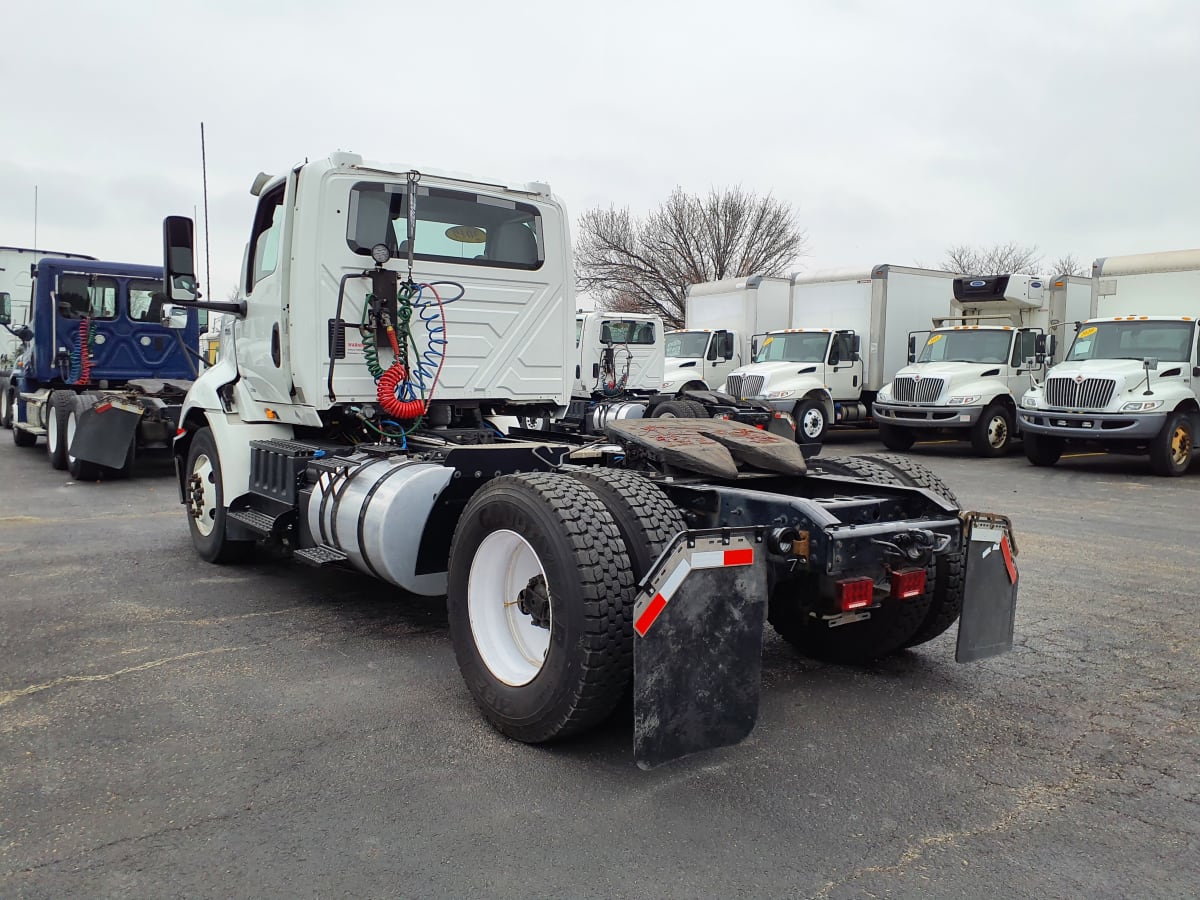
[[946, 395, 980, 405], [767, 390, 794, 399], [1120, 400, 1164, 412], [877, 387, 891, 402], [1020, 394, 1038, 409]]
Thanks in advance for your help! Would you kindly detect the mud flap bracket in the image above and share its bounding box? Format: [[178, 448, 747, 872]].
[[956, 512, 1019, 663], [632, 527, 768, 769]]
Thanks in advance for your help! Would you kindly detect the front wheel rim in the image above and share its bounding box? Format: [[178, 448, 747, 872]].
[[802, 409, 824, 438], [1170, 425, 1191, 466], [988, 415, 1009, 448], [190, 453, 217, 536], [467, 529, 552, 686]]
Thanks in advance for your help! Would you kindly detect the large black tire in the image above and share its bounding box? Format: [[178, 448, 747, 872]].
[[565, 468, 686, 580], [46, 392, 72, 470], [1, 385, 11, 428], [680, 400, 711, 418], [446, 472, 636, 743], [66, 396, 103, 482], [864, 454, 966, 649], [1148, 411, 1194, 477], [877, 422, 916, 451], [185, 427, 255, 563], [970, 402, 1015, 457], [651, 400, 699, 418], [1024, 432, 1063, 467], [795, 399, 828, 443]]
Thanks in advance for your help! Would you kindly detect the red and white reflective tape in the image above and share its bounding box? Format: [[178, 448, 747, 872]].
[[634, 547, 754, 638]]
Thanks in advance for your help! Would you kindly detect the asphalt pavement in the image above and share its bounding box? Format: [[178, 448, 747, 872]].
[[1, 430, 1197, 898]]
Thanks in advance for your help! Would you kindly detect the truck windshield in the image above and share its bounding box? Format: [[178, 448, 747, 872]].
[[665, 332, 709, 358], [754, 332, 829, 363], [1067, 320, 1195, 363], [919, 330, 1012, 364]]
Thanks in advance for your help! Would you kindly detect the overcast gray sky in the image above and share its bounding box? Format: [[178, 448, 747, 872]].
[[3, 0, 1198, 296]]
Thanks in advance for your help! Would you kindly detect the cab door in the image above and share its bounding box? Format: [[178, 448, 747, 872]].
[[824, 330, 863, 401], [235, 182, 293, 404]]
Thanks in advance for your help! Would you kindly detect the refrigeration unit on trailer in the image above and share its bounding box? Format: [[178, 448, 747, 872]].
[[1018, 249, 1200, 476], [662, 275, 792, 394], [874, 274, 1091, 455], [158, 151, 1020, 767], [722, 266, 957, 442]]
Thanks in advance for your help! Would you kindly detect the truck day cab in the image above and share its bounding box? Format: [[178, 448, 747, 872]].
[[874, 274, 1090, 456], [1018, 249, 1200, 476], [158, 151, 1020, 766]]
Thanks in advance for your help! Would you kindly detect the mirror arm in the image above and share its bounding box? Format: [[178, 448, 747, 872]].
[[171, 298, 247, 316]]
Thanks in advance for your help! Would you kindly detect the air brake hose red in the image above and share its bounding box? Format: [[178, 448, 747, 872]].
[[376, 323, 426, 420]]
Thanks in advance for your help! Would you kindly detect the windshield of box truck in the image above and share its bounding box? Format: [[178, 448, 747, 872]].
[[1067, 320, 1194, 363], [919, 330, 1013, 364], [754, 332, 829, 363], [665, 332, 709, 358]]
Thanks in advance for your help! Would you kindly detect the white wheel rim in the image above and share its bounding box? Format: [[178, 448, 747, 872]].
[[467, 529, 552, 686], [47, 408, 58, 453], [191, 453, 217, 537], [802, 408, 824, 439], [66, 410, 78, 465], [988, 415, 1008, 448]]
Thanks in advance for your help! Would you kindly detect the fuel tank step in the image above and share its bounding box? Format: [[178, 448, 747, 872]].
[[294, 545, 349, 567]]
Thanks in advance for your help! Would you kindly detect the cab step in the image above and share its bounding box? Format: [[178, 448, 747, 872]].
[[294, 545, 348, 567], [227, 508, 286, 536]]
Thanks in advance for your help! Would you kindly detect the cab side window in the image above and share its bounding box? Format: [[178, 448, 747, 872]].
[[1012, 330, 1039, 367], [247, 188, 285, 293]]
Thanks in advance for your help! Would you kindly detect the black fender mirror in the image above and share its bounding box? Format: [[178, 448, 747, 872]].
[[907, 333, 917, 364], [0, 291, 10, 326]]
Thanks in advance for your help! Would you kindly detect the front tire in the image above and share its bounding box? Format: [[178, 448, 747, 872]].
[[185, 427, 255, 563], [1, 386, 11, 428], [1024, 432, 1063, 467], [795, 399, 828, 443], [46, 392, 72, 470], [970, 402, 1014, 457], [1149, 411, 1194, 477], [877, 422, 916, 451], [446, 472, 636, 743]]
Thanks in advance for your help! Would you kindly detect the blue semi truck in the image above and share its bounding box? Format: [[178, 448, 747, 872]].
[[0, 258, 202, 480]]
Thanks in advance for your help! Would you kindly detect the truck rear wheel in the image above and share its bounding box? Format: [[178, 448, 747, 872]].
[[446, 472, 636, 743], [795, 399, 827, 442], [66, 396, 103, 481], [1148, 411, 1194, 477], [46, 392, 72, 470], [1023, 432, 1063, 467], [877, 422, 916, 451], [970, 402, 1014, 457], [680, 400, 710, 418], [652, 400, 699, 418], [185, 427, 255, 563]]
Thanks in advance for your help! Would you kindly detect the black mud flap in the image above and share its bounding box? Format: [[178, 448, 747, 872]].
[[956, 513, 1019, 663], [632, 528, 767, 769], [73, 399, 142, 468]]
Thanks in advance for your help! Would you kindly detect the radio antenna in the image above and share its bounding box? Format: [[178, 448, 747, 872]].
[[200, 122, 212, 294]]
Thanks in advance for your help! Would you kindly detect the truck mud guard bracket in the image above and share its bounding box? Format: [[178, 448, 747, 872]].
[[956, 512, 1019, 663], [632, 527, 768, 769]]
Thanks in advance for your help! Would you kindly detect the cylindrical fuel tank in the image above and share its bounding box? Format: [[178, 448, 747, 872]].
[[590, 400, 645, 432], [307, 457, 455, 596], [835, 402, 869, 423]]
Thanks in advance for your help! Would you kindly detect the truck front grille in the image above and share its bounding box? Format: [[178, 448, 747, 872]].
[[726, 374, 764, 399], [1044, 377, 1116, 409], [892, 376, 945, 403]]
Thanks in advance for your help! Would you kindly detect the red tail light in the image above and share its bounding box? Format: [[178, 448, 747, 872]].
[[890, 568, 926, 599], [836, 576, 875, 611]]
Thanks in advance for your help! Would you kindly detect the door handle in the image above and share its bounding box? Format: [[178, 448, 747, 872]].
[[271, 323, 281, 367]]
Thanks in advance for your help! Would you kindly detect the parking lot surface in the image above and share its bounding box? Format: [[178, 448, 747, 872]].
[[1, 432, 1197, 898]]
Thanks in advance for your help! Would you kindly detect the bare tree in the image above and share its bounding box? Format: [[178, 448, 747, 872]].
[[575, 187, 807, 327], [939, 242, 1042, 276], [1050, 253, 1087, 277]]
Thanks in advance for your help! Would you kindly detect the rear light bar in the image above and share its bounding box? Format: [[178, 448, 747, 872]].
[[836, 576, 875, 611], [889, 568, 926, 600]]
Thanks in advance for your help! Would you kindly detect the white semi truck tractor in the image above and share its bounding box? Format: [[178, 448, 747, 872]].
[[874, 274, 1091, 456], [158, 152, 1021, 766], [1018, 249, 1200, 476]]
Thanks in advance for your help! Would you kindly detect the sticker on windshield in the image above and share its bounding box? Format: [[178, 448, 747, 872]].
[[1078, 326, 1098, 339], [926, 334, 944, 345], [762, 336, 774, 347]]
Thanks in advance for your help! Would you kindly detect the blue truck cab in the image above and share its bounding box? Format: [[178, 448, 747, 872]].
[[0, 258, 202, 479]]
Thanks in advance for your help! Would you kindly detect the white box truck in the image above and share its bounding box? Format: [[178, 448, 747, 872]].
[[1017, 248, 1200, 476], [661, 275, 792, 393], [874, 274, 1091, 456], [723, 265, 957, 442]]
